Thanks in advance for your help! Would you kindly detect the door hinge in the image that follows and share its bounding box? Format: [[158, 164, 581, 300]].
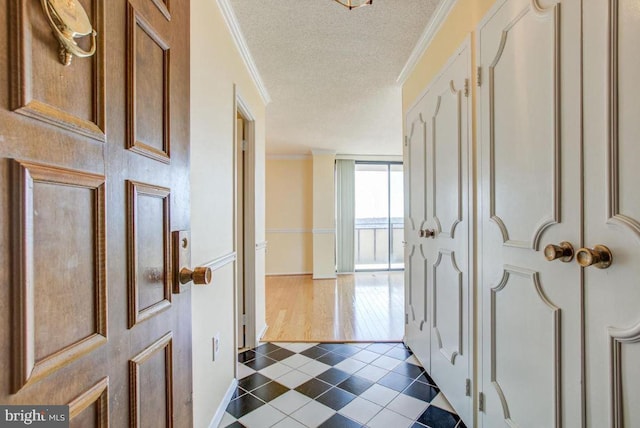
[[477, 67, 482, 87], [241, 314, 247, 325], [242, 140, 247, 151], [465, 378, 471, 396], [479, 392, 485, 412], [404, 136, 409, 147], [464, 79, 470, 97], [405, 313, 409, 325]]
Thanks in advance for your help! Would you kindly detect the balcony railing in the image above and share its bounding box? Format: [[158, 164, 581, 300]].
[[354, 219, 404, 270]]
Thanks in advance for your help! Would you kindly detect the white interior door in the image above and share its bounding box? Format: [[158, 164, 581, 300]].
[[477, 0, 582, 426], [583, 1, 640, 426], [423, 41, 472, 425], [404, 97, 430, 367], [237, 117, 245, 348]]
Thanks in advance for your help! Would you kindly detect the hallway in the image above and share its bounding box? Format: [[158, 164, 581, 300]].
[[221, 342, 465, 428]]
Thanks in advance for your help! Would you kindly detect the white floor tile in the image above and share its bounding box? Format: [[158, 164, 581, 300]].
[[259, 362, 294, 380], [237, 364, 256, 379], [359, 384, 399, 407], [431, 392, 456, 413], [352, 342, 372, 348], [277, 370, 313, 389], [218, 412, 236, 427], [366, 408, 413, 428], [281, 354, 316, 369], [239, 404, 286, 428], [351, 350, 380, 364], [278, 343, 319, 353], [338, 397, 382, 424], [366, 343, 395, 353], [333, 358, 367, 374], [354, 364, 388, 382], [371, 355, 402, 370], [271, 417, 307, 428], [269, 390, 312, 415], [386, 394, 429, 420], [290, 400, 335, 427], [297, 360, 332, 377], [405, 355, 421, 366]]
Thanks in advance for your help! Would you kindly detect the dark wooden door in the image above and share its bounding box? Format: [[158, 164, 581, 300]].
[[0, 0, 192, 426]]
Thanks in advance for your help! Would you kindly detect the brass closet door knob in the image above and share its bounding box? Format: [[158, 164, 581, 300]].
[[544, 242, 574, 262], [179, 266, 213, 285], [576, 245, 613, 269], [419, 229, 436, 238]]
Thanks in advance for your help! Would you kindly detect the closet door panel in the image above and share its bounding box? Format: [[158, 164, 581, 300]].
[[426, 41, 472, 426], [478, 0, 582, 426], [404, 99, 430, 367], [583, 1, 640, 426]]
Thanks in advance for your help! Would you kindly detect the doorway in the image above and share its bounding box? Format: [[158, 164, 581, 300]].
[[354, 162, 404, 271], [235, 91, 256, 352]]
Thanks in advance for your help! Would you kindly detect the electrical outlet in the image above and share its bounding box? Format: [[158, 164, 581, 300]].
[[212, 333, 220, 362]]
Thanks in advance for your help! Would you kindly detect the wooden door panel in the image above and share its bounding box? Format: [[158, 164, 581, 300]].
[[489, 1, 559, 250], [130, 333, 173, 428], [127, 180, 172, 328], [12, 160, 107, 392], [0, 0, 192, 425], [67, 377, 109, 428], [10, 0, 106, 140], [127, 3, 171, 162]]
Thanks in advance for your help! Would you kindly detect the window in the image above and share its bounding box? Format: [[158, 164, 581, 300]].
[[354, 162, 404, 271]]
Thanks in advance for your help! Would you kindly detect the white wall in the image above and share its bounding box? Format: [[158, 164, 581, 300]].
[[265, 157, 313, 275], [312, 152, 337, 279], [190, 0, 266, 426]]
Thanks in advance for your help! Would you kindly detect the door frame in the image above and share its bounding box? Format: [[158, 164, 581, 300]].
[[234, 86, 257, 356]]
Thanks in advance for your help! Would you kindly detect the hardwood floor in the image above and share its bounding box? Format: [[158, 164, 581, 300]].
[[262, 271, 404, 342]]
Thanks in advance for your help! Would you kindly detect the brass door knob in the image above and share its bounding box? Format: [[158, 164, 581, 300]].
[[544, 242, 574, 262], [576, 245, 613, 269], [419, 229, 436, 238], [179, 266, 213, 285]]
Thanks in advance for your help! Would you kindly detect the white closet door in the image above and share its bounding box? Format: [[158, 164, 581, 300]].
[[583, 1, 640, 426], [477, 0, 582, 426], [421, 42, 472, 426], [405, 95, 430, 367]]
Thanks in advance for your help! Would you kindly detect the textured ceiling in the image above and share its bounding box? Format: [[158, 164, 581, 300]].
[[228, 0, 439, 156]]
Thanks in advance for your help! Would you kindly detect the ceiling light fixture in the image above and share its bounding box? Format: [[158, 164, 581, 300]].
[[333, 0, 372, 10]]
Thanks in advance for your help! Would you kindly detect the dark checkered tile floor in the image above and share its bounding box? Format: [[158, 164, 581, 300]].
[[220, 342, 466, 428]]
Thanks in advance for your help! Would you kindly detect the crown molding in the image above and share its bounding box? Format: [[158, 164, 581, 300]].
[[335, 154, 403, 162], [311, 149, 337, 156], [217, 0, 271, 105], [266, 154, 312, 160], [396, 0, 457, 84]]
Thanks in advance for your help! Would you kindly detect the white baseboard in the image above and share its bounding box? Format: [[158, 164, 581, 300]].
[[208, 378, 238, 428], [312, 274, 337, 280], [266, 272, 312, 276]]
